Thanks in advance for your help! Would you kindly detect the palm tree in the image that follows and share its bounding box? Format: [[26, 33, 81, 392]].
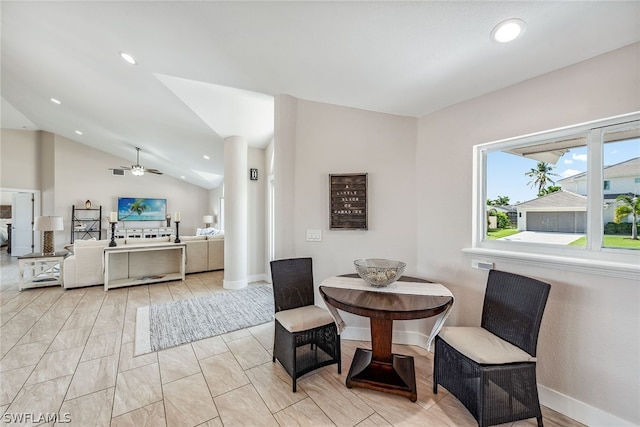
[[614, 194, 640, 240], [538, 185, 561, 196], [494, 195, 511, 206], [525, 162, 559, 196], [120, 199, 151, 220]]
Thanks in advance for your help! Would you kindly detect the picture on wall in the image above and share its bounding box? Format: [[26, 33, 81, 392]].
[[330, 173, 368, 230], [117, 197, 167, 221]]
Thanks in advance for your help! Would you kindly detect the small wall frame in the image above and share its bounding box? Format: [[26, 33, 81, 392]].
[[329, 173, 368, 230]]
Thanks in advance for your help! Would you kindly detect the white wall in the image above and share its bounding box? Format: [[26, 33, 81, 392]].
[[416, 43, 640, 425], [274, 98, 418, 330], [273, 94, 298, 259], [248, 147, 266, 279], [1, 129, 40, 189]]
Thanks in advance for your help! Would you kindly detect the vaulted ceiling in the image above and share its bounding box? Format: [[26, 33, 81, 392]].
[[2, 1, 638, 189]]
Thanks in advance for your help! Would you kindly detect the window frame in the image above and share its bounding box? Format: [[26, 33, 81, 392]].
[[467, 112, 640, 280]]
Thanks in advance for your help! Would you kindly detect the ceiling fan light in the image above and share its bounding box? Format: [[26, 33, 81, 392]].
[[131, 165, 144, 176]]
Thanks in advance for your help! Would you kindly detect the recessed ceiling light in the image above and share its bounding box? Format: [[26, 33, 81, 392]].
[[119, 51, 137, 65], [491, 18, 526, 43], [75, 130, 83, 135], [50, 98, 62, 105], [180, 176, 186, 179], [203, 155, 210, 160]]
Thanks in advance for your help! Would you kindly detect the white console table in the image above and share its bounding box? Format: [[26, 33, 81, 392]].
[[103, 243, 186, 291]]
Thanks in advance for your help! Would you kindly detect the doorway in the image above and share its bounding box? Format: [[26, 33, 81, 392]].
[[1, 188, 39, 256]]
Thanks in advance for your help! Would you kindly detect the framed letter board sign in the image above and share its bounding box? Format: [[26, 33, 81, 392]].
[[330, 173, 368, 230]]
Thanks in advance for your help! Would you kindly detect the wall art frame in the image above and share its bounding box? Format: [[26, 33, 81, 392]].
[[329, 173, 368, 230]]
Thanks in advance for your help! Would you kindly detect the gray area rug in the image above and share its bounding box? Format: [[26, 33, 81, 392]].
[[135, 285, 274, 355]]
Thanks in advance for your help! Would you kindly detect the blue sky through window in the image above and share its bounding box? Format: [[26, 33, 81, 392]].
[[487, 139, 640, 204]]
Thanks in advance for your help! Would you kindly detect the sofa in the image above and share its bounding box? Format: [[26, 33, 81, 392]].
[[62, 234, 224, 289], [171, 234, 224, 274]]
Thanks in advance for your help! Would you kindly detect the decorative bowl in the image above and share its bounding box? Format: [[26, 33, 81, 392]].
[[354, 259, 406, 287]]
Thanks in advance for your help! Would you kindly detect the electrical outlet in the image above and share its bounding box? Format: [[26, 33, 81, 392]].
[[471, 259, 494, 270]]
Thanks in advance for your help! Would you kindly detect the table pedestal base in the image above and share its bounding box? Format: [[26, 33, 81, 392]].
[[346, 348, 417, 402]]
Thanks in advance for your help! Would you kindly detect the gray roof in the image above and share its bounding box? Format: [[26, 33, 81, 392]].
[[558, 157, 639, 182], [516, 190, 587, 209]]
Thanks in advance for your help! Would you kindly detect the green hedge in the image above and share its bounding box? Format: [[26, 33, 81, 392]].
[[604, 222, 640, 235], [488, 211, 511, 229]]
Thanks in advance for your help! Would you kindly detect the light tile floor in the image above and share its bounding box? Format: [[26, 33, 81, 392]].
[[0, 249, 585, 426]]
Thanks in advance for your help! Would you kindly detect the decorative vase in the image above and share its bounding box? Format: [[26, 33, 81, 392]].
[[85, 200, 91, 209]]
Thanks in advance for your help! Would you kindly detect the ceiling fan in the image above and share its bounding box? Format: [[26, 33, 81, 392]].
[[109, 147, 162, 176]]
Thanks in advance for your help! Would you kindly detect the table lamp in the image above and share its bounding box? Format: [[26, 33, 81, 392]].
[[34, 216, 64, 255], [203, 215, 214, 228]]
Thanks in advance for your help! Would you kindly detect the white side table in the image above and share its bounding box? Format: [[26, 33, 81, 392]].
[[18, 250, 69, 291]]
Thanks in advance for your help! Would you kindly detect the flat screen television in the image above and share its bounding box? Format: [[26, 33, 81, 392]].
[[117, 197, 167, 221]]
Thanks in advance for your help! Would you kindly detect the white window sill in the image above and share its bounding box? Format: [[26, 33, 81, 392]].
[[462, 247, 640, 280]]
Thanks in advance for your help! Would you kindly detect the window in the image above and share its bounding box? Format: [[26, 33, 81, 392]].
[[469, 112, 640, 279]]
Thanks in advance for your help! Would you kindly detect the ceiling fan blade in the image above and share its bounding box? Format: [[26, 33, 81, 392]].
[[109, 148, 162, 175]]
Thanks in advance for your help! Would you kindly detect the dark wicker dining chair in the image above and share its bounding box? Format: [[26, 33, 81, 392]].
[[270, 257, 341, 392], [433, 270, 551, 427]]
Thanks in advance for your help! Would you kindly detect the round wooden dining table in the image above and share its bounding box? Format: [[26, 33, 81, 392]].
[[319, 274, 453, 402]]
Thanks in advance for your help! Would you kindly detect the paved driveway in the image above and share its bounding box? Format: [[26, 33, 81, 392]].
[[498, 231, 584, 245]]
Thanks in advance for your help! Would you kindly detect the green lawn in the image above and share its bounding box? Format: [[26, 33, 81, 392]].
[[569, 235, 640, 249], [486, 229, 521, 240], [487, 230, 639, 249]]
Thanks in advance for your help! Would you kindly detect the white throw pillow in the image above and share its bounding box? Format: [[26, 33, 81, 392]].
[[196, 227, 220, 236]]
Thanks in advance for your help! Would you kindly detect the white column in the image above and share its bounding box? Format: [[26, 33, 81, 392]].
[[223, 135, 248, 289]]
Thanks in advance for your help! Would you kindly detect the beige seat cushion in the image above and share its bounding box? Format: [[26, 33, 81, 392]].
[[275, 305, 335, 333], [438, 326, 536, 364]]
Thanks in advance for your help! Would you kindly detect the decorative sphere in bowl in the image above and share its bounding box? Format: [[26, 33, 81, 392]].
[[354, 259, 406, 287]]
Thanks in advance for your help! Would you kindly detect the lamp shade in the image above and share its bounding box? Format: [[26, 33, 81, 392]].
[[34, 216, 64, 231], [203, 215, 214, 225]]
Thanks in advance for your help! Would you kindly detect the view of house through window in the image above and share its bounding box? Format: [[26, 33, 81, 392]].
[[484, 118, 639, 252], [602, 129, 640, 249]]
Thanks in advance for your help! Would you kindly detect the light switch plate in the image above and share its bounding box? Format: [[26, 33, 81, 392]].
[[306, 229, 322, 242]]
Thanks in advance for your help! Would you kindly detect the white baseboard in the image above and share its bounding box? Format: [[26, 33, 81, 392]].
[[248, 273, 270, 283], [223, 278, 248, 289], [340, 329, 637, 427], [538, 385, 637, 427]]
